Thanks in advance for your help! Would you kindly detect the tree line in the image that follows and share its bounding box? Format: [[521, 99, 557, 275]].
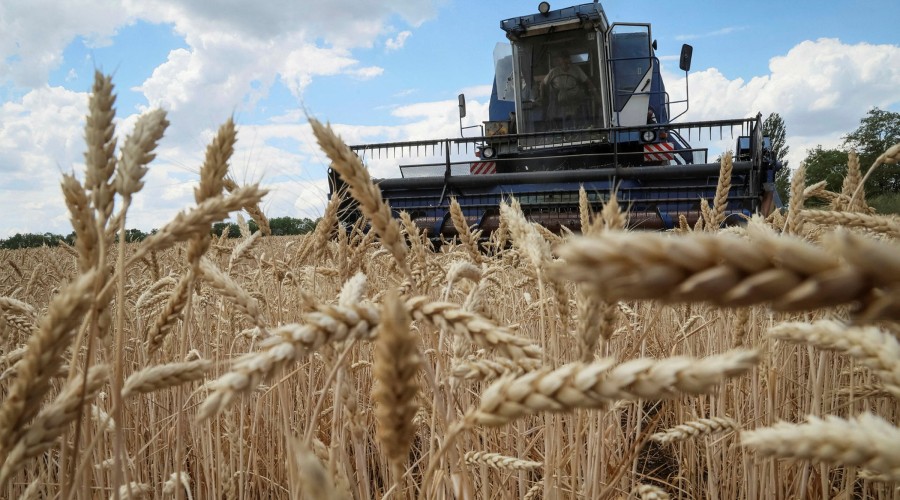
[[766, 108, 900, 213], [0, 216, 318, 250]]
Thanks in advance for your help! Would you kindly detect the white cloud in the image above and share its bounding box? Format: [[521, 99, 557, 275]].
[[675, 27, 744, 41], [0, 0, 131, 87], [386, 31, 412, 52], [663, 38, 900, 169]]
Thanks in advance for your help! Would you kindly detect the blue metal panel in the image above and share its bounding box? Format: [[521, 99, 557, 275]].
[[501, 3, 606, 35]]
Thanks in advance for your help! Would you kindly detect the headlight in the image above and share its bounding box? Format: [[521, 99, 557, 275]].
[[538, 2, 551, 15], [482, 146, 496, 159], [641, 130, 656, 143]]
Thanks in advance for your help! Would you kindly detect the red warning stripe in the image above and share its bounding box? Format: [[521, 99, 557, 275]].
[[643, 142, 674, 162], [469, 161, 496, 175]]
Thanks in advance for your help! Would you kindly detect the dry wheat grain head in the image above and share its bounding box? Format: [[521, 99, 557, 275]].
[[742, 413, 900, 482], [373, 291, 420, 467], [308, 118, 410, 278], [464, 451, 542, 471], [469, 349, 757, 427], [649, 416, 739, 445], [769, 320, 900, 398]]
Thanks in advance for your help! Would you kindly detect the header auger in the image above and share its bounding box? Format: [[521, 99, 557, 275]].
[[328, 2, 781, 240]]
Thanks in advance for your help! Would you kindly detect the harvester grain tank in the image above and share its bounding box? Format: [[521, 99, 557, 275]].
[[328, 2, 781, 238]]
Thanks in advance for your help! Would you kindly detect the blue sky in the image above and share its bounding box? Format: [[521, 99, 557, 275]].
[[1, 0, 899, 237]]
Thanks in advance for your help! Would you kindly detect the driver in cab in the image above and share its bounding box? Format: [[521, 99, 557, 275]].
[[540, 53, 598, 124]]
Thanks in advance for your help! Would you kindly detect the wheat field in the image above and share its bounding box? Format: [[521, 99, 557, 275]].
[[1, 72, 899, 499]]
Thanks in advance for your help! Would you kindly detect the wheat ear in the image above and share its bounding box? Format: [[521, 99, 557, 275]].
[[633, 484, 670, 500], [61, 174, 99, 272], [224, 176, 271, 236], [308, 118, 410, 278], [83, 70, 117, 225], [287, 437, 342, 500], [710, 151, 734, 229], [115, 109, 169, 200], [0, 270, 96, 458], [0, 297, 37, 342], [373, 291, 420, 467], [0, 365, 108, 487], [406, 296, 542, 365], [555, 229, 899, 316], [579, 186, 594, 233], [122, 359, 212, 398], [464, 451, 542, 470], [649, 416, 739, 445], [742, 413, 900, 482], [452, 355, 527, 382], [144, 272, 191, 354], [162, 471, 193, 499], [198, 302, 379, 421], [769, 320, 900, 398], [198, 257, 264, 327], [450, 198, 483, 264], [836, 150, 863, 211], [129, 185, 267, 264], [800, 210, 900, 238], [470, 350, 758, 427], [783, 162, 807, 235]]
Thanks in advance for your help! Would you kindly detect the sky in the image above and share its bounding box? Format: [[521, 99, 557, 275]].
[[1, 0, 899, 237]]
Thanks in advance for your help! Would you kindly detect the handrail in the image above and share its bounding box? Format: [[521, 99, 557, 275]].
[[350, 116, 760, 181]]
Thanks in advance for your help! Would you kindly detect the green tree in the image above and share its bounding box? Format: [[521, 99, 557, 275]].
[[763, 113, 791, 204], [0, 232, 66, 249], [802, 146, 848, 196], [211, 220, 259, 238], [842, 108, 900, 196], [269, 216, 317, 236]]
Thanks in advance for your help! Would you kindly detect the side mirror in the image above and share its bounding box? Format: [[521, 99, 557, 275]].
[[679, 44, 693, 72], [458, 93, 467, 119]]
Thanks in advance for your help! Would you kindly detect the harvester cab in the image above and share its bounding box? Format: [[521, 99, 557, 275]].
[[328, 2, 781, 239]]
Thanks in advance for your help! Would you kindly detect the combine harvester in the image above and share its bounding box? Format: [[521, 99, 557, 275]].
[[328, 1, 781, 238]]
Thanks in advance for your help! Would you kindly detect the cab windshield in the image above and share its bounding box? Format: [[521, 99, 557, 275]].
[[513, 30, 603, 133]]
